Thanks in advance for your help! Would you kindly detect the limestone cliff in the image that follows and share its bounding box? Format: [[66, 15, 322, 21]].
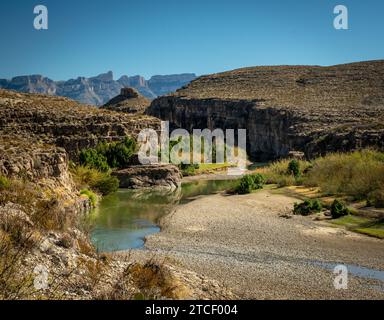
[[147, 60, 384, 160], [0, 89, 160, 159]]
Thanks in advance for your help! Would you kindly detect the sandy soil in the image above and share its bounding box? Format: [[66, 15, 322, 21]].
[[133, 190, 384, 299]]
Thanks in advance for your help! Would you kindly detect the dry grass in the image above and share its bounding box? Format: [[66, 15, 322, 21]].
[[172, 61, 384, 113], [0, 175, 82, 233], [304, 149, 384, 201], [0, 230, 36, 299], [260, 150, 384, 206], [257, 159, 311, 187], [98, 259, 189, 300]]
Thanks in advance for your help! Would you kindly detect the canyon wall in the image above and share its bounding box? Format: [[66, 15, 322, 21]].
[[147, 61, 384, 160], [0, 89, 160, 159]]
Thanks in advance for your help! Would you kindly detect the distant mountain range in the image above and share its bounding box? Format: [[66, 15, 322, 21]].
[[0, 71, 197, 106]]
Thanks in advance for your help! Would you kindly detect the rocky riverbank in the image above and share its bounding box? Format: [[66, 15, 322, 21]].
[[0, 89, 186, 299], [124, 189, 384, 299]]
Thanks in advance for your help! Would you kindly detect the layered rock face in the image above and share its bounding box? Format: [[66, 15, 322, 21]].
[[113, 164, 182, 190], [101, 87, 151, 114], [0, 89, 160, 159], [0, 138, 71, 187], [147, 60, 384, 160]]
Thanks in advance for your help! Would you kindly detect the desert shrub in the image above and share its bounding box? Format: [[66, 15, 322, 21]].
[[251, 173, 266, 189], [99, 137, 137, 169], [236, 175, 256, 194], [330, 199, 350, 219], [258, 159, 311, 187], [293, 199, 322, 216], [70, 165, 106, 189], [311, 199, 322, 212], [179, 163, 199, 176], [129, 262, 188, 299], [288, 160, 300, 177], [80, 189, 98, 207], [235, 174, 266, 194], [79, 149, 110, 172], [79, 137, 136, 171], [0, 230, 34, 299], [0, 180, 37, 215], [0, 176, 10, 190], [304, 149, 384, 200], [90, 175, 119, 196], [367, 189, 384, 208], [70, 165, 119, 196]]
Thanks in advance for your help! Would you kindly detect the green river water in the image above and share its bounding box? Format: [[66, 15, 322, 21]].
[[91, 179, 238, 252]]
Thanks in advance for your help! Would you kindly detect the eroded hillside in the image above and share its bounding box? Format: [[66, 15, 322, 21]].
[[0, 89, 160, 159]]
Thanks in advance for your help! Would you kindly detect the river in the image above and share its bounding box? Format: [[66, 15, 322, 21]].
[[90, 179, 239, 252]]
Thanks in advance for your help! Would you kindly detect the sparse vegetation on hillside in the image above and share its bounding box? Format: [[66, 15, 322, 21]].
[[76, 137, 137, 195]]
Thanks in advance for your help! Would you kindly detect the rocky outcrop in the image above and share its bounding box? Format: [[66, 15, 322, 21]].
[[0, 89, 160, 159], [101, 87, 151, 114], [0, 139, 73, 190], [0, 72, 197, 105], [112, 164, 182, 190], [147, 60, 384, 160]]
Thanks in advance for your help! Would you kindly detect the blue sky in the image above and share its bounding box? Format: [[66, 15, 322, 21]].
[[0, 0, 383, 80]]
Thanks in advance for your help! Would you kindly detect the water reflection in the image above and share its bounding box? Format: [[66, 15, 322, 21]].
[[91, 179, 239, 252]]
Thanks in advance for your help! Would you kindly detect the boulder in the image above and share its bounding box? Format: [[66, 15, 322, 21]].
[[112, 164, 182, 190]]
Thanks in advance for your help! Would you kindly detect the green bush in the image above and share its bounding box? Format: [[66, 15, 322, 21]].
[[235, 174, 266, 194], [90, 175, 119, 196], [251, 173, 266, 189], [288, 160, 300, 177], [79, 149, 110, 172], [293, 199, 323, 216], [367, 189, 384, 208], [311, 199, 322, 212], [80, 189, 98, 207], [71, 165, 119, 196], [236, 175, 255, 194], [330, 200, 350, 219], [179, 163, 199, 176], [99, 137, 137, 169], [0, 176, 10, 190], [79, 137, 136, 171]]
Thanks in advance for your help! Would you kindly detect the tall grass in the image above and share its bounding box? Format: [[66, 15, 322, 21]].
[[258, 149, 384, 206], [70, 165, 119, 196], [304, 149, 384, 200], [258, 159, 311, 187]]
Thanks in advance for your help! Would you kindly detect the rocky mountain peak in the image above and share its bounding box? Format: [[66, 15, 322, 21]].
[[91, 71, 114, 82], [0, 72, 196, 105], [102, 87, 150, 114]]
